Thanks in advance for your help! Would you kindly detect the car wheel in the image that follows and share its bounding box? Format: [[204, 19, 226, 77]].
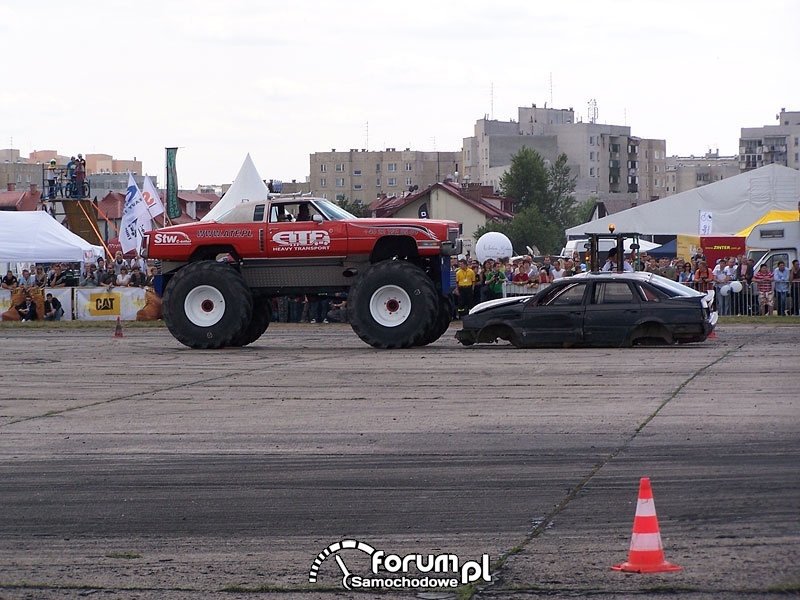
[[163, 261, 253, 349], [414, 294, 454, 346], [228, 298, 271, 347], [348, 260, 437, 349], [629, 323, 673, 346]]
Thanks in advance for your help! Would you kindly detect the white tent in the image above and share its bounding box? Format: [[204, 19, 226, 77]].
[[0, 211, 104, 262], [567, 164, 800, 237], [201, 154, 270, 222]]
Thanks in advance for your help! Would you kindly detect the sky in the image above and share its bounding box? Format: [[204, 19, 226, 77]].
[[2, 0, 798, 190]]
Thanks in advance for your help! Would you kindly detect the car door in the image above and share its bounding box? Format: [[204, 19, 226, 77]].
[[266, 201, 347, 258], [520, 281, 587, 345], [583, 281, 640, 346]]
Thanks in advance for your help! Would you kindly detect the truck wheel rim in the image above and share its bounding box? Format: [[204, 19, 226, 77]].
[[369, 284, 411, 327], [184, 285, 226, 327]]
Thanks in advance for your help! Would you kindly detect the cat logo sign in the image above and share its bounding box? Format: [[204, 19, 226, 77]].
[[89, 293, 121, 317]]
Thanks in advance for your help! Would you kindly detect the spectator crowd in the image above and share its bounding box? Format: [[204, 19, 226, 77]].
[[451, 250, 800, 318]]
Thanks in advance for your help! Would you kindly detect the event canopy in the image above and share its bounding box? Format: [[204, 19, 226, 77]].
[[566, 164, 800, 237], [201, 154, 270, 222], [0, 211, 104, 262]]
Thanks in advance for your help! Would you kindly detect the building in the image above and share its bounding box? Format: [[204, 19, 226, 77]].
[[739, 108, 800, 172], [309, 148, 460, 206], [371, 181, 513, 249], [664, 150, 739, 196], [461, 105, 667, 208]]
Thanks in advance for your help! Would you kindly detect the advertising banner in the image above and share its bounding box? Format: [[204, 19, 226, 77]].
[[74, 287, 147, 321]]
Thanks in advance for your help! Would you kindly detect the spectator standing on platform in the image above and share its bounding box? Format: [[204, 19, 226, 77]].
[[111, 251, 129, 275], [79, 264, 97, 286], [128, 265, 147, 287], [34, 266, 47, 288], [74, 154, 86, 197], [2, 270, 17, 289], [773, 261, 790, 316], [46, 159, 58, 199], [17, 269, 36, 290], [115, 266, 131, 287], [790, 259, 800, 316], [47, 264, 68, 288]]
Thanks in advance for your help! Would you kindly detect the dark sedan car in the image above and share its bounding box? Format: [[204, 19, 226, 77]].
[[455, 272, 717, 348]]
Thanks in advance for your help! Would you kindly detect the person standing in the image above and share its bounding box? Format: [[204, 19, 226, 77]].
[[753, 264, 774, 316], [483, 259, 506, 301], [772, 261, 790, 316], [75, 153, 86, 198], [455, 258, 476, 319], [790, 259, 800, 316]]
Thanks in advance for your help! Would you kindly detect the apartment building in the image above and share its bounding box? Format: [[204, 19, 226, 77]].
[[739, 108, 800, 172], [461, 105, 667, 208], [664, 151, 739, 196], [309, 148, 460, 206]]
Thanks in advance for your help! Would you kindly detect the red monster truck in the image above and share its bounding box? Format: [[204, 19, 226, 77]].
[[142, 197, 462, 349]]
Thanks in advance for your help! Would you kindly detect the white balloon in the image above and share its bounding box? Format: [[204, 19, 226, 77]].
[[730, 280, 743, 293], [475, 232, 514, 262], [720, 284, 730, 296]]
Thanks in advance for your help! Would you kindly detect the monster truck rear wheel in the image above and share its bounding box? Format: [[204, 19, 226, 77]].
[[414, 294, 454, 346], [348, 260, 437, 349], [163, 261, 253, 349], [228, 298, 271, 347]]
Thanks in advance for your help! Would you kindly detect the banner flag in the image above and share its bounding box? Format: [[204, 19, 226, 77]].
[[699, 211, 713, 235], [120, 173, 150, 253], [142, 175, 165, 219], [166, 147, 181, 219]]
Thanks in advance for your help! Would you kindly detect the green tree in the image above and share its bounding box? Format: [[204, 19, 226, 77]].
[[336, 195, 371, 218], [498, 147, 549, 213], [476, 148, 582, 255]]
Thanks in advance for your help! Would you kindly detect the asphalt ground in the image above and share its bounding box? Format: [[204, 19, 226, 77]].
[[0, 321, 798, 600]]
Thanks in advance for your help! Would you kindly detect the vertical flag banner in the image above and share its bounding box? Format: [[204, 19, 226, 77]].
[[699, 211, 713, 235], [119, 174, 150, 253], [166, 147, 181, 219], [142, 175, 165, 219]]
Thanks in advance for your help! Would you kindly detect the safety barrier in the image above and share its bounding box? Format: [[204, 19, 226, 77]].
[[0, 287, 161, 321]]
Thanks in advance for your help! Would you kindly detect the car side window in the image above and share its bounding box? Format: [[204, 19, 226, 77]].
[[545, 283, 586, 306], [636, 284, 662, 302], [593, 282, 635, 304], [253, 204, 266, 222]]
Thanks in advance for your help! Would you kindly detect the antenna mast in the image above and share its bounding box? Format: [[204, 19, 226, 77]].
[[549, 73, 553, 106], [588, 98, 598, 124]]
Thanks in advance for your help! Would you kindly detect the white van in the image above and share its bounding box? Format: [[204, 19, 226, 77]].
[[746, 220, 800, 271]]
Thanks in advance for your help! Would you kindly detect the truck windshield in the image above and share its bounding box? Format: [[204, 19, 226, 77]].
[[314, 199, 358, 221]]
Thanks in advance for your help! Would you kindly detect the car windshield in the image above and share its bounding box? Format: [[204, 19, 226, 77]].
[[649, 273, 704, 297], [314, 199, 358, 221]]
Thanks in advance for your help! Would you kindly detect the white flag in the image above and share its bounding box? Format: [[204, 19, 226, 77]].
[[142, 175, 165, 219], [698, 211, 713, 235], [119, 173, 151, 253]]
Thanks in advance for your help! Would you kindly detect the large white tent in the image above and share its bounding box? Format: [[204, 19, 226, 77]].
[[0, 211, 104, 262], [201, 154, 270, 222], [566, 164, 800, 237]]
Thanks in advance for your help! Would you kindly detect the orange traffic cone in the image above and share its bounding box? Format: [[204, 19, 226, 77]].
[[611, 477, 681, 573], [114, 316, 124, 338]]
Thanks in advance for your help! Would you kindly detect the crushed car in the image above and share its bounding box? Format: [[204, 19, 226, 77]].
[[455, 271, 717, 348]]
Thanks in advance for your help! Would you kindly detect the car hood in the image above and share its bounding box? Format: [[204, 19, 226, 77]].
[[468, 295, 532, 315]]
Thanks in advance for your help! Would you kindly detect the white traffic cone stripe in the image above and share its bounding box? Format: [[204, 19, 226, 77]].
[[635, 498, 657, 517], [630, 532, 664, 552]]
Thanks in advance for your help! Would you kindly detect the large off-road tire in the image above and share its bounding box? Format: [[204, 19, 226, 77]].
[[348, 260, 437, 349], [228, 298, 271, 347], [414, 294, 454, 346], [162, 261, 252, 349]]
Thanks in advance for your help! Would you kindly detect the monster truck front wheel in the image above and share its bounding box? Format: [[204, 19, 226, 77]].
[[348, 260, 437, 349], [162, 261, 253, 349], [414, 294, 454, 346]]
